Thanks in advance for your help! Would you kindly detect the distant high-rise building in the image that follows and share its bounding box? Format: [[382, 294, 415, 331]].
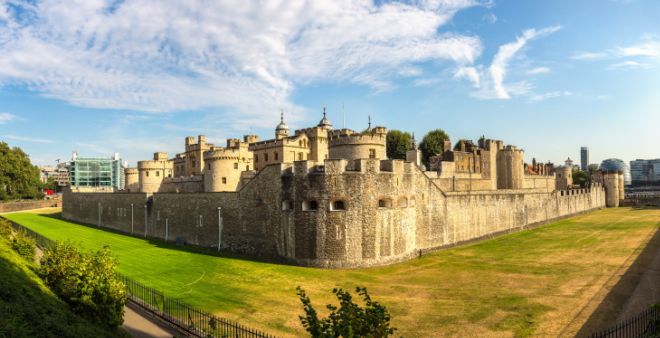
[[630, 159, 660, 184], [580, 147, 589, 171]]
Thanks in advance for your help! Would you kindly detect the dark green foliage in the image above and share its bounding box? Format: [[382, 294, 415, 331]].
[[40, 242, 127, 328], [0, 141, 43, 201], [419, 129, 450, 167], [0, 235, 127, 337], [572, 168, 590, 188], [297, 286, 396, 337], [386, 130, 413, 160], [11, 230, 35, 262]]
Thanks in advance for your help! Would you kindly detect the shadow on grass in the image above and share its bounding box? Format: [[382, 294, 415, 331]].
[[575, 224, 660, 337], [38, 211, 294, 268]]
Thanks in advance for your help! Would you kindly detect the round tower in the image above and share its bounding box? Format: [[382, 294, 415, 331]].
[[555, 166, 573, 190], [603, 172, 621, 207], [496, 146, 525, 189], [203, 149, 241, 192], [138, 160, 167, 193], [124, 167, 139, 192], [275, 111, 289, 140], [328, 127, 387, 161]]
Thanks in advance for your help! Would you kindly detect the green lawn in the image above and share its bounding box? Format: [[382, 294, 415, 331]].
[[3, 208, 659, 337]]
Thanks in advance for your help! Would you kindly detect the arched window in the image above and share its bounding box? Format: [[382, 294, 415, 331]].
[[274, 152, 279, 161], [330, 200, 346, 211], [302, 200, 319, 211]]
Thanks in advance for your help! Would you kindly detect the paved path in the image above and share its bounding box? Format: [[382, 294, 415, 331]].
[[122, 303, 180, 338]]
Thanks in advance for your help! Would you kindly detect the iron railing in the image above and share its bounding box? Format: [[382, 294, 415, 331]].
[[588, 305, 659, 338], [3, 217, 276, 338]]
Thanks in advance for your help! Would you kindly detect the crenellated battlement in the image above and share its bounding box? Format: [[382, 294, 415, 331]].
[[328, 128, 387, 146]]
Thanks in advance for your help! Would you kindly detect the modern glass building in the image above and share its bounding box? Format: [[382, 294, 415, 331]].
[[580, 147, 589, 171], [69, 152, 125, 190], [630, 159, 660, 184], [600, 158, 631, 185]]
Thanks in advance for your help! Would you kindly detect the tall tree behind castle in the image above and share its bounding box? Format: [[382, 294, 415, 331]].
[[386, 130, 412, 160], [419, 129, 450, 166], [0, 141, 43, 201]]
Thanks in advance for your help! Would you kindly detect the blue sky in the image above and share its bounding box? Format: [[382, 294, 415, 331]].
[[0, 0, 658, 167]]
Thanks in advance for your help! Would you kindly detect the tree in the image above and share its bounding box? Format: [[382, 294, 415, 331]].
[[572, 167, 589, 188], [386, 130, 413, 160], [0, 141, 43, 201], [419, 129, 450, 167], [588, 164, 599, 176], [297, 286, 396, 337]]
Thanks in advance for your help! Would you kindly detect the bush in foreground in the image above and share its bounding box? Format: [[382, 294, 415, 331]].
[[40, 242, 127, 328], [11, 230, 36, 262], [297, 286, 396, 337], [0, 218, 12, 237]]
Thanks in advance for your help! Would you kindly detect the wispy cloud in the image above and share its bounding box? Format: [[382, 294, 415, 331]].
[[0, 112, 16, 124], [0, 0, 486, 126], [453, 26, 561, 100], [572, 35, 660, 69], [2, 135, 54, 143], [527, 67, 551, 75], [607, 61, 652, 70], [528, 91, 572, 102]]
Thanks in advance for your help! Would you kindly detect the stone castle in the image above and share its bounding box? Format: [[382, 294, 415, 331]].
[[63, 110, 624, 268]]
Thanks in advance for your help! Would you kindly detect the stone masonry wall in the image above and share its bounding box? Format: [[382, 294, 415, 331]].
[[62, 160, 607, 268]]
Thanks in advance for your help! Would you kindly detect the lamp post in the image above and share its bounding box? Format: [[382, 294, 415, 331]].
[[130, 203, 134, 234], [144, 205, 147, 238], [165, 218, 169, 241], [98, 202, 101, 227], [217, 207, 223, 252]]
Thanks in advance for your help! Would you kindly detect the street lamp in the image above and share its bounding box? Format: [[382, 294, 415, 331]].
[[217, 207, 223, 252]]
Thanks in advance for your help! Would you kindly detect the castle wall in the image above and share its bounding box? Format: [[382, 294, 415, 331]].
[[63, 160, 607, 269]]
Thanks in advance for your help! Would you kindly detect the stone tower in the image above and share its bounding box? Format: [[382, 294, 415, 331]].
[[124, 167, 139, 192], [406, 133, 422, 166], [496, 145, 525, 189], [603, 172, 623, 207]]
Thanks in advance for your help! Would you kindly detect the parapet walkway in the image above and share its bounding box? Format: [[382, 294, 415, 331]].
[[123, 302, 180, 338]]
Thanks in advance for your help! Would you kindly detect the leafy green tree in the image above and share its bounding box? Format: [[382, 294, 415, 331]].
[[572, 168, 589, 188], [0, 141, 43, 200], [588, 164, 599, 176], [419, 129, 450, 167], [40, 242, 126, 328], [386, 130, 413, 160], [297, 286, 396, 337]]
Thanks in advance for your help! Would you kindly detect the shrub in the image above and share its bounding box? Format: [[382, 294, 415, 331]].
[[0, 219, 12, 237], [297, 286, 397, 337], [40, 242, 127, 328], [11, 231, 36, 262]]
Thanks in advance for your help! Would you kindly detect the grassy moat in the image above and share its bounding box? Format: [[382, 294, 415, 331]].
[[3, 207, 658, 337]]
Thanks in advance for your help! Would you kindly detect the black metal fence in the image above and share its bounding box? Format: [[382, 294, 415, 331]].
[[3, 217, 276, 338], [588, 305, 659, 338]]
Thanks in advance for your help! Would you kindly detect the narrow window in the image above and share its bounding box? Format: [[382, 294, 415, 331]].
[[369, 149, 376, 159], [265, 153, 269, 162], [255, 155, 259, 163], [298, 152, 303, 161], [398, 197, 408, 208], [208, 163, 211, 170], [378, 198, 392, 208], [156, 171, 160, 177], [146, 171, 149, 177], [222, 177, 227, 184], [331, 200, 346, 211], [234, 163, 238, 169], [281, 200, 292, 211], [246, 165, 250, 170], [302, 200, 318, 211], [274, 152, 279, 161]]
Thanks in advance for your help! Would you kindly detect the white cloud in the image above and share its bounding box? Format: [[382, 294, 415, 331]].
[[483, 12, 497, 24], [607, 61, 652, 70], [453, 26, 560, 100], [453, 66, 480, 87], [0, 0, 485, 126], [2, 134, 54, 143], [617, 39, 660, 58], [527, 67, 550, 75], [0, 112, 16, 124], [528, 91, 572, 102], [570, 51, 608, 60]]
